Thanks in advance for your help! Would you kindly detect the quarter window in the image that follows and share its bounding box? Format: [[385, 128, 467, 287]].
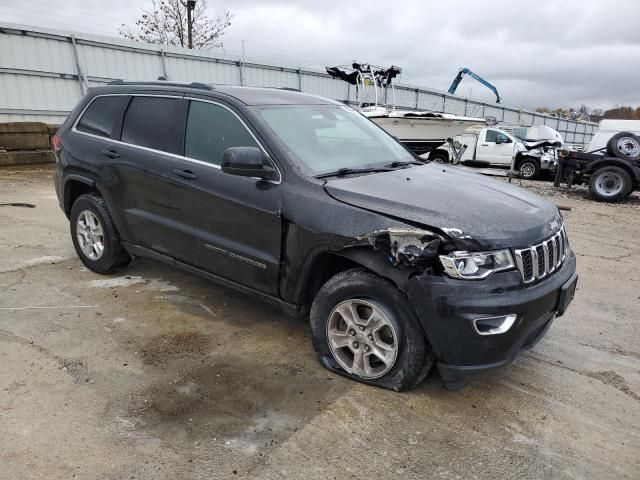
[[121, 96, 179, 152], [185, 101, 258, 166], [76, 96, 128, 138]]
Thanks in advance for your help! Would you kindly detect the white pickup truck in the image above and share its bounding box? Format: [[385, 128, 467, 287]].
[[428, 126, 558, 179]]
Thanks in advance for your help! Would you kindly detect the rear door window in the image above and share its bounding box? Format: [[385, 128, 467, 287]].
[[184, 101, 258, 166], [121, 96, 179, 152], [76, 96, 128, 138]]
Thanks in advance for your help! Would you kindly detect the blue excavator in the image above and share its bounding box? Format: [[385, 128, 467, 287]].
[[447, 68, 501, 103]]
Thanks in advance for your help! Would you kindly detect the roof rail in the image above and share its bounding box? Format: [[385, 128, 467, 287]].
[[107, 80, 213, 90]]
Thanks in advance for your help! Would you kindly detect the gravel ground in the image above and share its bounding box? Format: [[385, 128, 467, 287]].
[[1, 166, 639, 479], [501, 176, 640, 209]]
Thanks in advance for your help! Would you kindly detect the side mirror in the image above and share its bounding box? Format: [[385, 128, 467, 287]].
[[221, 147, 276, 180], [495, 136, 504, 144]]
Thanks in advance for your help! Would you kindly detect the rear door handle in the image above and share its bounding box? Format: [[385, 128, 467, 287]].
[[101, 149, 120, 159], [481, 144, 489, 146], [173, 169, 197, 180]]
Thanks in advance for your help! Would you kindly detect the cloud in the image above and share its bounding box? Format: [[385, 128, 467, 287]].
[[2, 0, 638, 110]]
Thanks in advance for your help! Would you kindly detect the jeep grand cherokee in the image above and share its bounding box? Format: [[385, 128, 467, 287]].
[[53, 81, 578, 391]]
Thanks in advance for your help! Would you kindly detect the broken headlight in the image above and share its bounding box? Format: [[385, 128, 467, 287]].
[[439, 249, 515, 279]]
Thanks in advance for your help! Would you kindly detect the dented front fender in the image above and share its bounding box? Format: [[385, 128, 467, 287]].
[[356, 227, 443, 268]]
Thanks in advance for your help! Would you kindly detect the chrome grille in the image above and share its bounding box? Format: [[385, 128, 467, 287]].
[[515, 228, 567, 283]]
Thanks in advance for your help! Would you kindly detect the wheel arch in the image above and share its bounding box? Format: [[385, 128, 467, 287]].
[[428, 149, 450, 162], [295, 247, 413, 310], [514, 152, 540, 166], [587, 158, 639, 181], [63, 174, 99, 218]]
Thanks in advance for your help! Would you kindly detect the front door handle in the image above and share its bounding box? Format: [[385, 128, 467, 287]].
[[101, 149, 120, 159], [481, 144, 489, 146], [173, 169, 197, 180]]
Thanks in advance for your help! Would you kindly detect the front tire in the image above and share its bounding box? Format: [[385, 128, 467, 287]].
[[589, 166, 632, 202], [518, 157, 541, 180], [70, 193, 130, 274], [310, 268, 434, 391], [429, 151, 449, 164]]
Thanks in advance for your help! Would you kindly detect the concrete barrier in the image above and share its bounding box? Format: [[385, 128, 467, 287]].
[[0, 122, 56, 166], [0, 150, 55, 166]]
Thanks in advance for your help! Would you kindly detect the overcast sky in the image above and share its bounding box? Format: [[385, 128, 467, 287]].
[[1, 0, 638, 110]]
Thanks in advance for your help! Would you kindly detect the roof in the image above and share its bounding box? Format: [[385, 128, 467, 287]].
[[103, 81, 339, 106], [212, 85, 340, 106]]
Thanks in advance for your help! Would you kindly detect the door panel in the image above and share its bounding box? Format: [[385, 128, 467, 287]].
[[476, 129, 515, 165], [106, 95, 201, 264], [180, 163, 281, 294], [177, 99, 282, 294], [108, 147, 199, 264]]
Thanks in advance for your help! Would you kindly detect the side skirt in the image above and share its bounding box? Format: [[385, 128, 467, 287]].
[[123, 243, 300, 318]]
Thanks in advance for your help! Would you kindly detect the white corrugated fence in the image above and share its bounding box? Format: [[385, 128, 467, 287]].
[[0, 21, 596, 145]]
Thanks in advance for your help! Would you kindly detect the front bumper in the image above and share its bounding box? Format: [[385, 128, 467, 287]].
[[540, 156, 558, 171], [405, 250, 577, 389]]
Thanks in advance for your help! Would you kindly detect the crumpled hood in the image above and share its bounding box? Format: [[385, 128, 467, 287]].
[[324, 163, 560, 250]]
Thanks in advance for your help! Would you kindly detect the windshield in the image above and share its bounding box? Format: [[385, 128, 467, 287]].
[[252, 104, 415, 175]]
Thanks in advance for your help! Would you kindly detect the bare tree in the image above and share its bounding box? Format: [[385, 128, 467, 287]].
[[119, 0, 232, 49]]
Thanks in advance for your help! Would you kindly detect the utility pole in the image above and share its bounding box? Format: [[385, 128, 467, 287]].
[[187, 0, 196, 49]]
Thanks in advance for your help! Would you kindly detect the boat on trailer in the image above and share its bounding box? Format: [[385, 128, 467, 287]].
[[326, 63, 486, 156]]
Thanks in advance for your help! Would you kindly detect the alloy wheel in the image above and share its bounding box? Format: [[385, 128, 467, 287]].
[[520, 162, 536, 178], [326, 299, 398, 379], [76, 210, 105, 260]]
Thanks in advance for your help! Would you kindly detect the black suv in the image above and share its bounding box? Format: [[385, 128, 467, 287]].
[[53, 81, 578, 391]]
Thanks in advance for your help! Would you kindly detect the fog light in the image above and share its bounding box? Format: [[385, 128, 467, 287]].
[[473, 314, 517, 335]]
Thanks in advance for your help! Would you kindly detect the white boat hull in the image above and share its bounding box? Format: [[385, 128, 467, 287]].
[[364, 110, 486, 155]]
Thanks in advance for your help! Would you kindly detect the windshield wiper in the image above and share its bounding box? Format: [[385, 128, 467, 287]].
[[385, 160, 424, 168], [315, 167, 394, 179]]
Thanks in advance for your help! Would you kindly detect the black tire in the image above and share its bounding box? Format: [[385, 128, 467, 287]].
[[429, 151, 449, 164], [310, 268, 434, 391], [606, 132, 640, 161], [517, 157, 541, 180], [70, 193, 130, 274], [588, 166, 633, 202]]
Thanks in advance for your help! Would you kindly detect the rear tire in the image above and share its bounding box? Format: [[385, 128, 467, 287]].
[[70, 193, 130, 274], [310, 268, 434, 391], [588, 166, 632, 202], [606, 132, 640, 161]]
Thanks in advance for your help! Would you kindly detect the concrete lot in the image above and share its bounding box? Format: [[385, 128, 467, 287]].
[[1, 166, 639, 479]]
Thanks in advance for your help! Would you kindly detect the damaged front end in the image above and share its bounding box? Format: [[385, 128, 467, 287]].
[[355, 226, 515, 281], [357, 227, 443, 269]]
